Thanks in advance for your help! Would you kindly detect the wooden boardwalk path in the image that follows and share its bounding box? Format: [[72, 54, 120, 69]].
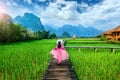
[[42, 58, 77, 80]]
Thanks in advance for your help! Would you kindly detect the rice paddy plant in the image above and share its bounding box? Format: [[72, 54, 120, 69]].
[[67, 38, 120, 80], [0, 40, 55, 80], [0, 38, 120, 80], [67, 38, 102, 42], [67, 49, 120, 80], [67, 41, 120, 47]]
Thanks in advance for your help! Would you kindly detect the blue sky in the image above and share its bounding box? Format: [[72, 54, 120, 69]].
[[0, 0, 120, 31]]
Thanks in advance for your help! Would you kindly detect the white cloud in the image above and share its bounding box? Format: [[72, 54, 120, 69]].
[[0, 1, 9, 14], [12, 1, 18, 6], [6, 1, 11, 6], [36, 0, 120, 30], [35, 0, 80, 27], [80, 0, 120, 30], [38, 0, 46, 2], [24, 0, 32, 4], [0, 0, 31, 18], [1, 0, 120, 31], [8, 7, 33, 18], [6, 1, 18, 6]]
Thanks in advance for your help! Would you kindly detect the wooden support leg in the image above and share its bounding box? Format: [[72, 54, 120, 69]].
[[94, 48, 97, 52], [111, 48, 115, 53], [78, 48, 80, 51]]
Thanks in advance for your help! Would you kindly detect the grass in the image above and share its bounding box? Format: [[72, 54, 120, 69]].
[[0, 40, 56, 80], [66, 38, 120, 80], [66, 43, 120, 47], [66, 38, 120, 47], [0, 38, 120, 80], [67, 38, 102, 42], [67, 49, 120, 80]]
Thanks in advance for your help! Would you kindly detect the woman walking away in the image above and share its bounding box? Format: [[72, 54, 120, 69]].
[[50, 39, 69, 64]]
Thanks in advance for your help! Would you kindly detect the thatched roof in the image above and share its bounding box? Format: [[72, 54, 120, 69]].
[[113, 25, 120, 32], [102, 25, 120, 35], [102, 30, 113, 35]]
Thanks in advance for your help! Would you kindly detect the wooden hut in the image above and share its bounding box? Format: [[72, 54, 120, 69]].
[[102, 25, 120, 41]]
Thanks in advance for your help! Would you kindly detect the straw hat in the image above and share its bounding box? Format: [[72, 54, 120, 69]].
[[56, 39, 63, 44]]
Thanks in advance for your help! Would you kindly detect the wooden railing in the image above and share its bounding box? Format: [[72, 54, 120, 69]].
[[65, 46, 120, 53], [66, 42, 107, 44]]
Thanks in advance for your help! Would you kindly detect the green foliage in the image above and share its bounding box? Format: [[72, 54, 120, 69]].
[[49, 33, 57, 39], [0, 13, 13, 42], [0, 38, 120, 79], [0, 13, 29, 43], [66, 38, 120, 80], [0, 40, 55, 80], [0, 23, 29, 43], [100, 35, 107, 41], [0, 13, 57, 43], [68, 49, 120, 80], [35, 31, 57, 39], [35, 31, 50, 40]]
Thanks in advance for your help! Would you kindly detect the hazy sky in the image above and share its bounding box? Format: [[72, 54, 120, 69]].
[[0, 0, 120, 31]]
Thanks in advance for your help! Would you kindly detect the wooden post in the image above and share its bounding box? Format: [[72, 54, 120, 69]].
[[111, 48, 115, 53], [94, 48, 97, 52], [78, 48, 80, 51], [64, 40, 67, 46]]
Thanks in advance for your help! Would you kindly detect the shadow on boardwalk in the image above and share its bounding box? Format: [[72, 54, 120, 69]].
[[43, 58, 77, 80]]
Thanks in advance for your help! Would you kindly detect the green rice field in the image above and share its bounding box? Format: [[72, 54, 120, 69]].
[[66, 38, 120, 80], [0, 40, 56, 80], [0, 38, 120, 80]]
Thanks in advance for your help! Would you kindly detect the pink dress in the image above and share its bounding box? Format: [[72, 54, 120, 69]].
[[50, 45, 69, 64]]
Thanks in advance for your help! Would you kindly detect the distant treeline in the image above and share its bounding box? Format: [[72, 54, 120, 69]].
[[0, 13, 56, 43]]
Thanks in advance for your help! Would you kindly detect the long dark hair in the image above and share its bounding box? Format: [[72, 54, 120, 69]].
[[58, 41, 61, 48]]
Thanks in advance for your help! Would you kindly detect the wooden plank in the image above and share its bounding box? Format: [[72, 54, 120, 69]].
[[67, 42, 107, 44], [43, 40, 77, 80], [65, 46, 120, 52], [42, 58, 77, 80], [65, 46, 120, 49]]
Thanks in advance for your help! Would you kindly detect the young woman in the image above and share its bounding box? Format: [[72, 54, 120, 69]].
[[50, 39, 69, 64]]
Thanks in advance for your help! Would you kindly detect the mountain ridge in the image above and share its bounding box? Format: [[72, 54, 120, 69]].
[[14, 13, 44, 32], [44, 25, 103, 37], [14, 13, 103, 37]]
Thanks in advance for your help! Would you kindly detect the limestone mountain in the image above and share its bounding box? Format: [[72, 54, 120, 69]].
[[44, 25, 103, 37], [14, 13, 44, 32]]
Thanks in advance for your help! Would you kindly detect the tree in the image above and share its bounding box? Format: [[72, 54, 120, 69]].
[[35, 30, 50, 40], [49, 33, 57, 39], [14, 24, 28, 41], [41, 31, 49, 39], [0, 13, 13, 42], [0, 13, 29, 42], [0, 13, 55, 43]]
